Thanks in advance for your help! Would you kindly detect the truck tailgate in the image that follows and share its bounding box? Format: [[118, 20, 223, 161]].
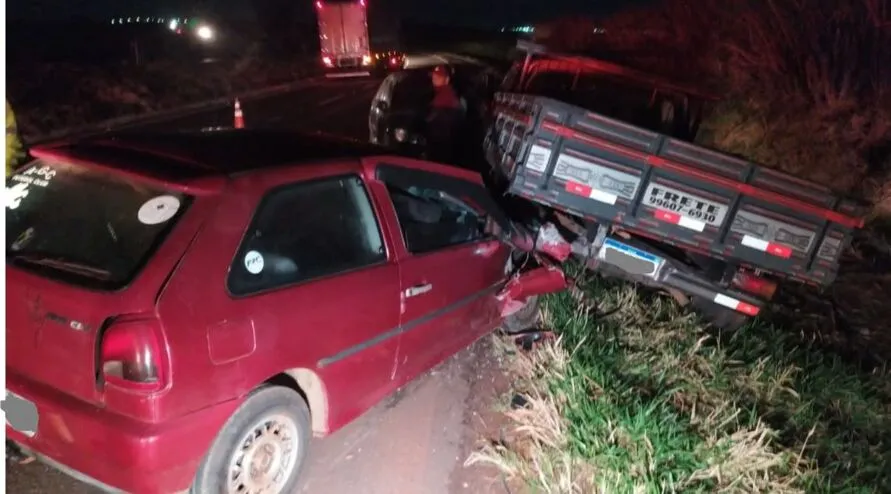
[[486, 92, 866, 286]]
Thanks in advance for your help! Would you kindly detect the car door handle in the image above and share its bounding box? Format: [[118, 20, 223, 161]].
[[404, 283, 433, 298]]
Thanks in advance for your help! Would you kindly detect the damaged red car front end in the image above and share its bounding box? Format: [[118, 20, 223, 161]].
[[497, 265, 568, 318]]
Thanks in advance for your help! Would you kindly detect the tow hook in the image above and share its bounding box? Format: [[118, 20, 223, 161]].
[[497, 265, 568, 318]]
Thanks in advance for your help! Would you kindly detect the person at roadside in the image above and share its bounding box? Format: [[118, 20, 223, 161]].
[[425, 65, 464, 164]]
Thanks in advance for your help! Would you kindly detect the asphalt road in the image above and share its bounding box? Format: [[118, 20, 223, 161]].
[[6, 54, 513, 494], [124, 75, 383, 141]]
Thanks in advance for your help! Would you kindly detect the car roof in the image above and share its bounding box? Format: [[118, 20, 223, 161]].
[[34, 129, 387, 182]]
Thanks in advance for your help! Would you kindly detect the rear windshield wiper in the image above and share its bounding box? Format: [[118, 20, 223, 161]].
[[9, 254, 112, 279]]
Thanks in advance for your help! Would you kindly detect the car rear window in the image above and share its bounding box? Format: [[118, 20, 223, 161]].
[[6, 158, 191, 290]]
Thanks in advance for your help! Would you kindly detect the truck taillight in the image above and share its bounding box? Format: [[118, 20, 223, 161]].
[[315, 1, 322, 8], [100, 319, 166, 392], [322, 56, 333, 67], [362, 54, 371, 65], [731, 270, 778, 300], [359, 0, 366, 6]]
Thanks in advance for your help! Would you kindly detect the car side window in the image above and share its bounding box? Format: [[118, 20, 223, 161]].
[[385, 183, 486, 255], [227, 174, 386, 296]]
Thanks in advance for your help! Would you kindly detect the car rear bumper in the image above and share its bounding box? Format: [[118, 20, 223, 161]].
[[6, 374, 241, 494]]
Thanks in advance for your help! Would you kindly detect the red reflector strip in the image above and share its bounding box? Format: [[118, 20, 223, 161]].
[[565, 181, 592, 196], [564, 181, 619, 205], [740, 235, 793, 259], [653, 210, 706, 232], [713, 293, 760, 316]]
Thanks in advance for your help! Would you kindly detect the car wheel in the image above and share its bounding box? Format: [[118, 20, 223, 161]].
[[190, 386, 311, 494], [502, 295, 541, 334]]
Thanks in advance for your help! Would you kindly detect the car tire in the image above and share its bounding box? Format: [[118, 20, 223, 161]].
[[190, 385, 311, 494], [502, 295, 541, 334]]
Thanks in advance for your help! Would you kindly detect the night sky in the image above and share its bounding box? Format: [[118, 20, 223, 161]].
[[8, 0, 645, 27]]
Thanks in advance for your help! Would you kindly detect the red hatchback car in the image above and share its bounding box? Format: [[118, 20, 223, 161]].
[[5, 130, 566, 494]]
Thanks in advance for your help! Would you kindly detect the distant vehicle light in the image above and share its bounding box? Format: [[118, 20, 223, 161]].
[[196, 25, 214, 41], [362, 54, 372, 66], [315, 1, 323, 8], [169, 19, 178, 30], [322, 56, 334, 67], [359, 0, 366, 6], [389, 57, 398, 65]]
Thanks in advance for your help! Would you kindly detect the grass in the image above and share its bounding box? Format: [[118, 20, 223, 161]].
[[468, 268, 891, 493]]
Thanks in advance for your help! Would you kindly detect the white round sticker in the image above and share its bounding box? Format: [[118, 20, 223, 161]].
[[138, 195, 181, 225], [244, 250, 265, 274]]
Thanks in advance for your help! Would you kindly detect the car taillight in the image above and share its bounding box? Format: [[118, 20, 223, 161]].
[[322, 56, 333, 67], [100, 319, 166, 392]]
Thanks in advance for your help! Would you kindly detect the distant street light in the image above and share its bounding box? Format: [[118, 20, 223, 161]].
[[196, 25, 215, 41]]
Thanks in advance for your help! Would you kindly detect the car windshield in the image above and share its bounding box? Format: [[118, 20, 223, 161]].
[[6, 159, 191, 290]]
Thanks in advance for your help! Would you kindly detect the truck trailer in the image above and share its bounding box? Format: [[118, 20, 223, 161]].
[[315, 0, 372, 77]]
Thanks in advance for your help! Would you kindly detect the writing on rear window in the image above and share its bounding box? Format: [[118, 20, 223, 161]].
[[643, 182, 728, 227], [553, 154, 641, 201], [6, 165, 58, 210]]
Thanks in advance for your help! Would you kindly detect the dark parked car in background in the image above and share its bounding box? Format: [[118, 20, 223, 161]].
[[368, 63, 496, 168]]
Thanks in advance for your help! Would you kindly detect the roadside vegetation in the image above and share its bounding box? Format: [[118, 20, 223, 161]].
[[7, 49, 318, 142], [470, 275, 891, 493], [471, 0, 891, 491]]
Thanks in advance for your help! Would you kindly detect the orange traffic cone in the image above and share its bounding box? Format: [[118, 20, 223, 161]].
[[233, 98, 244, 129]]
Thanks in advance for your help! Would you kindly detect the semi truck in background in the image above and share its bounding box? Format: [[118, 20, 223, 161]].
[[315, 0, 372, 77]]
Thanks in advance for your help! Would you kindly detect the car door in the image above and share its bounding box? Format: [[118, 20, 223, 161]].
[[370, 75, 396, 143], [372, 163, 511, 382], [160, 166, 403, 422]]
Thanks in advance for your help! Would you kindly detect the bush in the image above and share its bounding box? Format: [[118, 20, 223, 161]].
[[545, 0, 891, 209]]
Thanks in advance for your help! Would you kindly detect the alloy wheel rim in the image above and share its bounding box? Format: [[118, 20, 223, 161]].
[[226, 413, 300, 494]]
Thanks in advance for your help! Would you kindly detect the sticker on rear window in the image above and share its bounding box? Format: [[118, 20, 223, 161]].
[[6, 182, 30, 210], [138, 195, 181, 225], [244, 250, 265, 274]]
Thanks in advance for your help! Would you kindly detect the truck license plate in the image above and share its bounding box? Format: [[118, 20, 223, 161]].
[[4, 390, 39, 437], [597, 238, 665, 279]]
